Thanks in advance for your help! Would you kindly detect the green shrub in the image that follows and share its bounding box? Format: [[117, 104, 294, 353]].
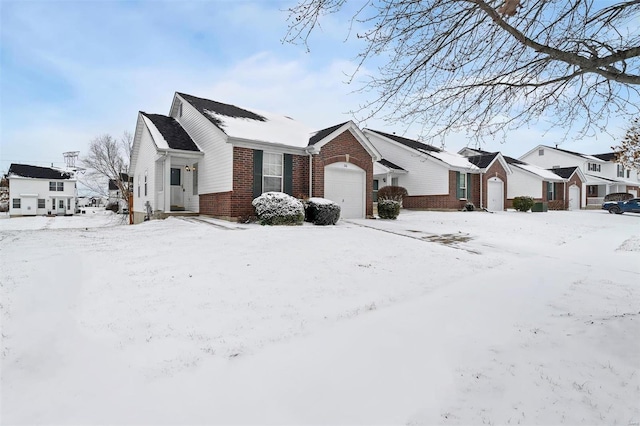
[[378, 199, 400, 219], [252, 192, 304, 225], [513, 196, 535, 212], [304, 198, 341, 225]]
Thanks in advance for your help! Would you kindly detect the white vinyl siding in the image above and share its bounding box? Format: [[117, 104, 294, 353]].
[[175, 95, 233, 194], [132, 123, 158, 213], [8, 176, 77, 216], [507, 167, 543, 199], [366, 132, 449, 195]]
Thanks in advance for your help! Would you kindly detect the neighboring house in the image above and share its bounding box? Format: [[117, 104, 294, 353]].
[[372, 159, 407, 201], [364, 130, 511, 211], [548, 166, 587, 210], [520, 145, 640, 207], [130, 92, 381, 223], [7, 163, 77, 217], [108, 173, 131, 212]]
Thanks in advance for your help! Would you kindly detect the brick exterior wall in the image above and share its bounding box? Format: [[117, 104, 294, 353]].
[[311, 130, 374, 217], [480, 160, 508, 210], [292, 154, 310, 199], [199, 191, 232, 219], [403, 170, 474, 210]]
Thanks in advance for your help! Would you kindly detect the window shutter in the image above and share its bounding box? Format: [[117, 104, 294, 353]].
[[283, 154, 293, 195], [456, 172, 462, 199], [467, 173, 472, 200], [253, 150, 263, 198]]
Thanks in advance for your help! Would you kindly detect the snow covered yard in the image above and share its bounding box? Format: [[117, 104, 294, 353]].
[[1, 209, 638, 425]]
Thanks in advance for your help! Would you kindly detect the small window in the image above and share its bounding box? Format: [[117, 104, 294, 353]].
[[57, 182, 64, 191], [458, 172, 467, 199], [627, 170, 631, 178], [391, 177, 399, 186], [373, 179, 379, 202], [137, 176, 141, 198], [263, 153, 283, 193], [538, 149, 544, 156], [588, 163, 601, 172], [192, 163, 198, 195], [547, 182, 555, 200], [177, 100, 183, 117], [67, 199, 71, 210], [38, 199, 45, 208], [170, 168, 181, 186], [617, 165, 625, 178], [49, 182, 56, 191], [144, 171, 148, 196], [12, 198, 20, 208], [59, 199, 64, 209]]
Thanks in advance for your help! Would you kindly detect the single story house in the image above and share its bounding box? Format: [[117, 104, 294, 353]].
[[7, 163, 77, 217], [365, 130, 511, 211], [130, 92, 381, 223]]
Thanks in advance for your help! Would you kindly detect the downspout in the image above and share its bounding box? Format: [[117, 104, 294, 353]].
[[308, 153, 313, 198], [480, 172, 484, 209], [564, 181, 567, 209]]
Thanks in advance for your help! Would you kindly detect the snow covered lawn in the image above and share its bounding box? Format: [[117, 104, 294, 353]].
[[1, 209, 638, 424]]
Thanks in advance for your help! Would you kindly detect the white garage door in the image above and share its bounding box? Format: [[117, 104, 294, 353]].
[[569, 185, 580, 210], [487, 177, 504, 212], [629, 189, 638, 198], [324, 162, 365, 219]]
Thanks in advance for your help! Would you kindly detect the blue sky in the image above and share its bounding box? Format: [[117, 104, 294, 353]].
[[0, 0, 632, 173]]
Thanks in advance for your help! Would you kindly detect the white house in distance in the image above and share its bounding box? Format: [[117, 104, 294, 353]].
[[7, 163, 77, 217], [520, 145, 640, 207]]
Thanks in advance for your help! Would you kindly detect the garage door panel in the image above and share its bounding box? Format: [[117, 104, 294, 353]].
[[324, 163, 365, 219]]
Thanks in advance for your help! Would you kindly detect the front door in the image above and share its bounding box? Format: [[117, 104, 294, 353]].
[[170, 168, 184, 210], [57, 199, 65, 215]]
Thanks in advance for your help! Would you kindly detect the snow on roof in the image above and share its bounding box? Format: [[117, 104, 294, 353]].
[[427, 150, 479, 170], [204, 108, 313, 148], [515, 164, 565, 181], [142, 115, 169, 149]]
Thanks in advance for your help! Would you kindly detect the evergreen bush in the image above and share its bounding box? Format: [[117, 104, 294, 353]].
[[305, 198, 341, 225], [252, 192, 304, 225], [513, 196, 535, 212], [378, 199, 400, 219]]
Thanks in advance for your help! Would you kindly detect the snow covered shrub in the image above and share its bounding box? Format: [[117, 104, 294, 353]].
[[252, 192, 304, 225], [463, 202, 475, 211], [513, 196, 534, 212], [305, 197, 341, 225], [378, 199, 400, 219], [377, 185, 408, 203]]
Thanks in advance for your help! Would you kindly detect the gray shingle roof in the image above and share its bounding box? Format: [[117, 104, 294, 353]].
[[366, 129, 440, 153], [467, 152, 498, 169], [142, 113, 200, 152], [378, 159, 406, 171], [177, 92, 266, 131], [550, 166, 579, 179], [308, 122, 349, 145], [8, 163, 72, 180]]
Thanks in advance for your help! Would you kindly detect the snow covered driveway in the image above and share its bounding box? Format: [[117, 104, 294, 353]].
[[1, 209, 638, 424]]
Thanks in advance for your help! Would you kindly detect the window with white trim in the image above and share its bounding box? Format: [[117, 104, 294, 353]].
[[538, 149, 544, 156], [38, 199, 45, 208], [12, 199, 20, 208], [617, 164, 625, 178], [391, 177, 399, 186], [144, 170, 148, 196], [192, 163, 198, 195], [49, 182, 56, 191], [262, 153, 283, 193], [547, 182, 555, 200], [459, 172, 467, 199], [588, 163, 601, 172]]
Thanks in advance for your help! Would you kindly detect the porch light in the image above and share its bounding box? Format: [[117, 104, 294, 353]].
[[185, 165, 191, 172]]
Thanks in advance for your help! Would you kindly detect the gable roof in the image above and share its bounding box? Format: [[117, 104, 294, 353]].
[[365, 128, 479, 171], [141, 112, 200, 152], [550, 166, 579, 179], [8, 163, 73, 180], [308, 122, 349, 145], [366, 129, 441, 153], [592, 152, 617, 162], [378, 159, 406, 171], [176, 92, 312, 148], [467, 152, 499, 169], [522, 145, 605, 163]]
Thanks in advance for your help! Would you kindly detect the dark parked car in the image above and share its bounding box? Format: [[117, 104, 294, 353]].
[[602, 198, 640, 214]]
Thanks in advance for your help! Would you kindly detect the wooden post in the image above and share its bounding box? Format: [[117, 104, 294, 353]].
[[128, 194, 133, 225]]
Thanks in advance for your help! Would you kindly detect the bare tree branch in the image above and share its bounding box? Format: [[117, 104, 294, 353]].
[[80, 133, 132, 202], [285, 0, 640, 143]]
